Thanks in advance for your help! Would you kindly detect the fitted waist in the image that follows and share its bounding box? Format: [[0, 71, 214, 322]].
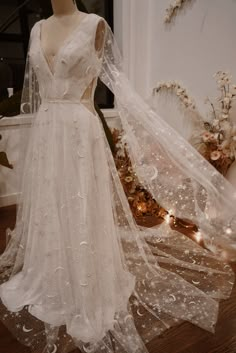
[[40, 98, 97, 116], [41, 98, 93, 104]]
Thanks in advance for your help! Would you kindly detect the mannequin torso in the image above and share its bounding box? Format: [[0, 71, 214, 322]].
[[40, 8, 88, 73], [39, 0, 105, 112]]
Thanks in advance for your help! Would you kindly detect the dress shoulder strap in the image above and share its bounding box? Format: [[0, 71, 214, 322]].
[[86, 14, 107, 56]]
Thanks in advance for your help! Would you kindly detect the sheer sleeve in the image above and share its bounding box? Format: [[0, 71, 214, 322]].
[[18, 23, 41, 188], [94, 18, 106, 58], [99, 21, 236, 260], [0, 23, 40, 276]]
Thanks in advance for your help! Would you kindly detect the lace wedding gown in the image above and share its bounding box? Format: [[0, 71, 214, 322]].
[[0, 13, 236, 353]]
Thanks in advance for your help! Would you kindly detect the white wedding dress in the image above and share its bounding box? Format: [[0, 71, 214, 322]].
[[0, 13, 236, 353]]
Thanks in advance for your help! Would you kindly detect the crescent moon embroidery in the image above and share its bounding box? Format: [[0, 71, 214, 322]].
[[83, 344, 95, 353], [124, 314, 133, 323], [150, 166, 158, 181], [112, 319, 119, 328], [77, 192, 84, 199], [170, 294, 176, 302], [22, 325, 33, 332], [54, 266, 65, 272], [80, 241, 89, 246], [224, 265, 231, 270], [77, 151, 85, 158], [145, 272, 153, 280], [137, 309, 145, 317], [20, 102, 29, 113], [80, 281, 88, 287], [51, 344, 58, 353], [189, 301, 196, 305], [192, 280, 200, 285], [155, 238, 162, 243]]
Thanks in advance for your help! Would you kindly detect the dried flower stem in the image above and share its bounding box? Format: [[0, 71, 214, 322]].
[[164, 0, 192, 24]]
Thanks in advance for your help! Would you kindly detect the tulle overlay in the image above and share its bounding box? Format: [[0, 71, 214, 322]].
[[0, 13, 235, 353]]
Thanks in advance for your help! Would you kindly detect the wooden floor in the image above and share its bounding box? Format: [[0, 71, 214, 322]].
[[0, 205, 236, 353]]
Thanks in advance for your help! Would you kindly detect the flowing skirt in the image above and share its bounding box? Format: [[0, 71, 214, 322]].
[[0, 102, 234, 353]]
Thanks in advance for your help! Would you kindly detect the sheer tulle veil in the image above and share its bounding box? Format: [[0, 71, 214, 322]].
[[100, 22, 236, 255], [0, 13, 235, 353]]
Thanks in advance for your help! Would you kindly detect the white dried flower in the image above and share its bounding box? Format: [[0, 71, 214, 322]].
[[212, 119, 220, 127], [221, 113, 229, 120], [223, 97, 230, 105], [154, 80, 196, 111], [210, 150, 221, 161], [220, 140, 230, 149], [164, 0, 192, 24], [176, 88, 184, 95], [125, 176, 133, 183], [201, 131, 215, 143]]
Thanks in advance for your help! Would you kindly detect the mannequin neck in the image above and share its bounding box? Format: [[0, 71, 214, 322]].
[[51, 0, 78, 16]]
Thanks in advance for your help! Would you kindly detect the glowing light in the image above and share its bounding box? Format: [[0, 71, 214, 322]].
[[221, 250, 229, 261], [225, 227, 232, 235], [195, 231, 202, 243], [137, 202, 147, 213], [165, 213, 171, 224], [164, 209, 174, 224]]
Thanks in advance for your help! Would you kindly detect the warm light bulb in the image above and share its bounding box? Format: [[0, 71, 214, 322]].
[[225, 227, 232, 235], [221, 250, 228, 260], [164, 213, 171, 224], [195, 231, 202, 243]]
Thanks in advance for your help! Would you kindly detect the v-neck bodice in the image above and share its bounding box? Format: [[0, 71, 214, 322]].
[[39, 14, 90, 77], [29, 13, 104, 103]]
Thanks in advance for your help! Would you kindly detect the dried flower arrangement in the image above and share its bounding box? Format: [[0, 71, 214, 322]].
[[154, 71, 236, 176], [111, 127, 203, 248], [193, 71, 236, 175], [164, 0, 192, 24], [111, 128, 166, 227], [154, 81, 196, 110]]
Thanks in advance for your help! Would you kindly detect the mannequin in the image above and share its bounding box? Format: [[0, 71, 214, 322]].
[[40, 0, 105, 114], [40, 1, 86, 75], [0, 4, 235, 353]]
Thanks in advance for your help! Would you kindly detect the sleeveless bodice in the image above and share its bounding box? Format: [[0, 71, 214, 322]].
[[29, 14, 103, 103]]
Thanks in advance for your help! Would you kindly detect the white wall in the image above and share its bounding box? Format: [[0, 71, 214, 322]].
[[114, 0, 236, 116]]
